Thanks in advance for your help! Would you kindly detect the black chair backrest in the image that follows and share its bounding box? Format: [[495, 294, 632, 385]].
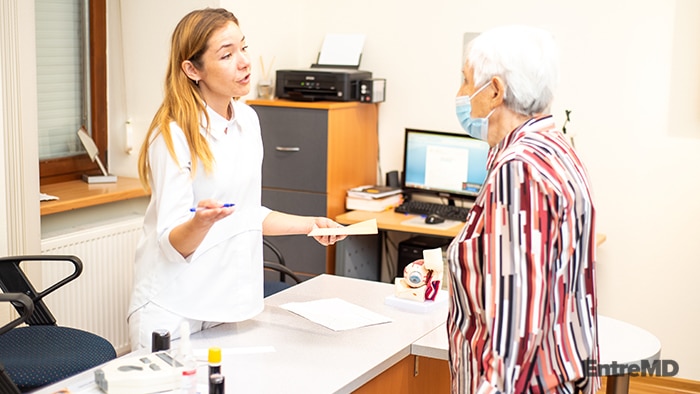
[[263, 239, 288, 282], [0, 255, 82, 326]]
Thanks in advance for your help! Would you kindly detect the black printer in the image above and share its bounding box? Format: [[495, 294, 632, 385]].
[[275, 68, 372, 102]]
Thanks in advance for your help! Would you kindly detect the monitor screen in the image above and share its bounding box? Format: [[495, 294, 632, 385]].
[[401, 128, 490, 200]]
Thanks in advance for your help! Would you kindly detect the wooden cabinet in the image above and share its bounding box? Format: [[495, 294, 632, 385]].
[[354, 355, 450, 394], [247, 99, 378, 279]]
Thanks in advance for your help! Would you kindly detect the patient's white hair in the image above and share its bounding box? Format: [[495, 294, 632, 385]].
[[466, 25, 559, 116]]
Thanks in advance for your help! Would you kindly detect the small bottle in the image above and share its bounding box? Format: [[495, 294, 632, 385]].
[[178, 323, 197, 394], [208, 347, 222, 375]]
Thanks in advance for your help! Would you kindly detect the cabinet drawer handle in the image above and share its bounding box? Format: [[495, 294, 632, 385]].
[[275, 146, 301, 152]]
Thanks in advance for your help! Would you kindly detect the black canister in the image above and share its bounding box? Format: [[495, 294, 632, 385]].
[[209, 373, 225, 394], [151, 329, 171, 352]]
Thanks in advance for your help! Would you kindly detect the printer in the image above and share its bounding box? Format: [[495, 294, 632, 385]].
[[275, 68, 372, 102]]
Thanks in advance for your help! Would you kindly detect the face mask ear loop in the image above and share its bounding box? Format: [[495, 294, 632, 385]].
[[469, 80, 492, 100]]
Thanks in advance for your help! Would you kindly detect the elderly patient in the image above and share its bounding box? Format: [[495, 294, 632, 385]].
[[446, 25, 599, 393]]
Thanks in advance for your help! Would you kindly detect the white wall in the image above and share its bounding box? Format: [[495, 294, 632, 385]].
[[110, 0, 700, 380]]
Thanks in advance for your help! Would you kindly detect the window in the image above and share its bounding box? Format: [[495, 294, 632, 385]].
[[35, 0, 106, 185]]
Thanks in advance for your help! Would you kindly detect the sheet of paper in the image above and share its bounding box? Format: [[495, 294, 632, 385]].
[[40, 192, 59, 201], [281, 298, 392, 331], [307, 218, 378, 237], [317, 33, 365, 66]]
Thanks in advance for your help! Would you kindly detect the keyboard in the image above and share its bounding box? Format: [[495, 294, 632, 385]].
[[394, 200, 471, 222]]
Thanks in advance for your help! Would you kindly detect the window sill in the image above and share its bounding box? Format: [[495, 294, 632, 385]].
[[40, 177, 149, 216]]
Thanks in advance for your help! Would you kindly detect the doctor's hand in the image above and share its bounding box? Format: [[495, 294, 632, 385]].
[[310, 217, 347, 246], [170, 199, 235, 258], [190, 199, 235, 226]]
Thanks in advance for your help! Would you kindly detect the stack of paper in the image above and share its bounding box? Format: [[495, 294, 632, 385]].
[[347, 185, 402, 199], [346, 185, 403, 212]]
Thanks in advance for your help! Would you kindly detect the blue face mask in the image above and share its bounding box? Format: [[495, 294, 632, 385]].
[[455, 82, 494, 140]]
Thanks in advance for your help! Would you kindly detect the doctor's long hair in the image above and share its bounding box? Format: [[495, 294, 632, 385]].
[[138, 8, 240, 192]]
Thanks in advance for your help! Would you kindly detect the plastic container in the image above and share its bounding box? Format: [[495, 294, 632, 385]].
[[177, 323, 197, 394]]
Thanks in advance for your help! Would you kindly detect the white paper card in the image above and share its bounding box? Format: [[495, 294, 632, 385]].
[[317, 34, 365, 66], [40, 192, 59, 201], [307, 218, 378, 237], [281, 298, 392, 331]]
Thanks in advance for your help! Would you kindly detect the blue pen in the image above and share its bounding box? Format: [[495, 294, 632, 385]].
[[189, 203, 235, 212]]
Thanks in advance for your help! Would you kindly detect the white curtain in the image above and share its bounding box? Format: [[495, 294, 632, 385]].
[[0, 0, 42, 256]]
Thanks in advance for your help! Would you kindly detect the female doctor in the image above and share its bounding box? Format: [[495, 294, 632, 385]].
[[128, 8, 345, 350]]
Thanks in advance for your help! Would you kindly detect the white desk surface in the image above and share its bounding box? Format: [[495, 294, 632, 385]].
[[31, 276, 660, 393], [35, 274, 447, 394], [411, 315, 662, 377], [597, 315, 661, 367]]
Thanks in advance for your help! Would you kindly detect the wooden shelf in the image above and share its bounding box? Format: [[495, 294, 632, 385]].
[[40, 177, 149, 216]]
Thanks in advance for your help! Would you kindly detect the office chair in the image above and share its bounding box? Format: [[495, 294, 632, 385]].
[[263, 238, 301, 297], [0, 255, 117, 393]]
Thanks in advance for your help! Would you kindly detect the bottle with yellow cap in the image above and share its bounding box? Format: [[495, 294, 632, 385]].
[[208, 347, 222, 376]]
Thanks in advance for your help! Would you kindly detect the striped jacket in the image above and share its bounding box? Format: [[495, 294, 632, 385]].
[[446, 115, 599, 393]]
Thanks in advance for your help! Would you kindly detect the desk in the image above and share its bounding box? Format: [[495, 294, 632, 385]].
[[33, 275, 658, 394], [335, 210, 606, 281], [337, 209, 464, 238], [336, 209, 607, 245], [412, 316, 662, 394], [597, 315, 662, 394], [34, 274, 448, 394]]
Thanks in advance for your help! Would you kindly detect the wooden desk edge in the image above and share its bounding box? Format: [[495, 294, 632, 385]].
[[40, 177, 149, 216], [336, 210, 607, 247]]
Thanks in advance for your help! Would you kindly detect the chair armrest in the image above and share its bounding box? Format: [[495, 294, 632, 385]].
[[0, 292, 34, 336], [263, 239, 287, 266], [264, 262, 301, 284], [0, 255, 82, 326], [0, 255, 82, 304]]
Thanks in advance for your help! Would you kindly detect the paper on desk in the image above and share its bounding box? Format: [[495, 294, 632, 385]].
[[281, 298, 392, 331], [307, 218, 378, 237], [39, 192, 59, 201]]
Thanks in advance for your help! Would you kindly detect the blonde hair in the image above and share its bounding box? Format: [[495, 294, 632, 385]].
[[138, 8, 240, 192]]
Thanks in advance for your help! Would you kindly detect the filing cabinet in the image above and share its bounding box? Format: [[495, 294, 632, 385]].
[[248, 99, 378, 280]]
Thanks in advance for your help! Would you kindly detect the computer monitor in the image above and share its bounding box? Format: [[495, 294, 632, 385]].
[[401, 128, 489, 201]]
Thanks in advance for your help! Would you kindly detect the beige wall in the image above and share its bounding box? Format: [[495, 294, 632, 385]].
[[228, 0, 700, 380], [3, 0, 696, 381]]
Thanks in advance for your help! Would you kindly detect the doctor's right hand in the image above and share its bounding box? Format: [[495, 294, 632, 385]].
[[190, 199, 235, 226]]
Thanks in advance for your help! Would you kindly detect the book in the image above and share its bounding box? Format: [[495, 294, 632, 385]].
[[346, 193, 403, 212], [347, 185, 402, 199]]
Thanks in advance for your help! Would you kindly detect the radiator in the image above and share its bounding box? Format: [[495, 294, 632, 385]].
[[40, 216, 143, 355]]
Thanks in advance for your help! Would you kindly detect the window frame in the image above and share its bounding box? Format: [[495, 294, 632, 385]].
[[39, 0, 107, 185]]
